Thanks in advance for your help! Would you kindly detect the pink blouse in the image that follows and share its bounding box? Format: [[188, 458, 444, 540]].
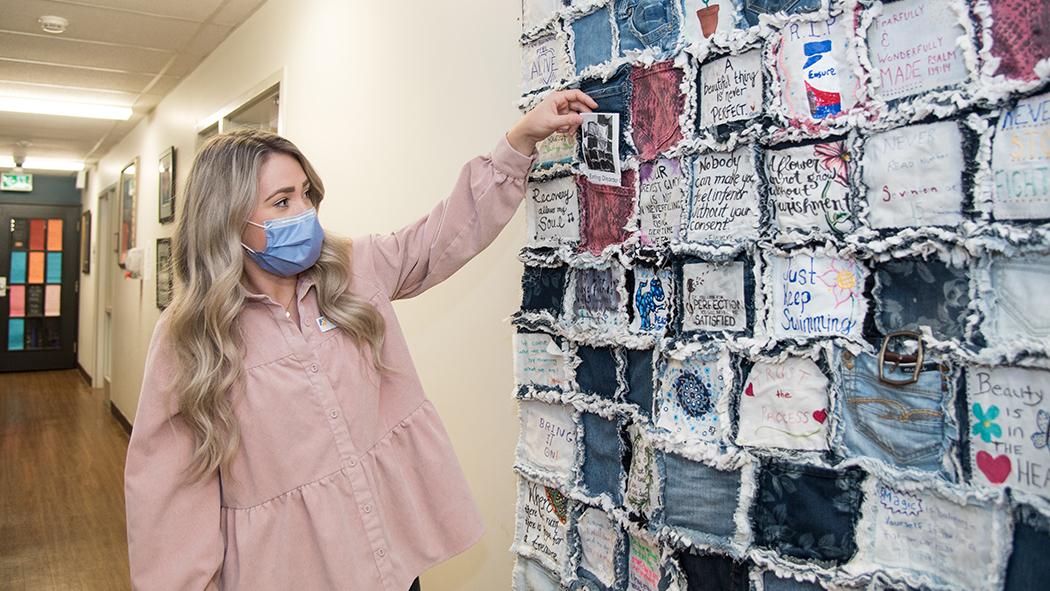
[[124, 134, 537, 590]]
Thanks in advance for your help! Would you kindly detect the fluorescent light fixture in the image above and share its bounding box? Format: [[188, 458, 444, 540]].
[[0, 96, 131, 120], [0, 156, 84, 172]]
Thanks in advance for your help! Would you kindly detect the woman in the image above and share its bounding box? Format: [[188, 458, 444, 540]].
[[124, 88, 597, 590]]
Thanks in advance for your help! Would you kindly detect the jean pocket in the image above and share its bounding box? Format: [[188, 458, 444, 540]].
[[988, 256, 1050, 341], [849, 395, 945, 464]]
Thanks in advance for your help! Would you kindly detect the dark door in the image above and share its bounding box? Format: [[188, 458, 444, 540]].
[[0, 204, 80, 371]]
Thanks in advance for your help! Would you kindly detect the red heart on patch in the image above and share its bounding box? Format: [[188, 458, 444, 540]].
[[745, 383, 755, 397], [812, 409, 827, 424], [976, 451, 1012, 484]]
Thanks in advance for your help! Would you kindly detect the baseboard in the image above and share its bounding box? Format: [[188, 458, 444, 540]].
[[110, 402, 132, 436], [76, 362, 93, 387]]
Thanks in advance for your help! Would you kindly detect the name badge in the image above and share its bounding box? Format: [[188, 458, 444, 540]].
[[316, 316, 337, 333]]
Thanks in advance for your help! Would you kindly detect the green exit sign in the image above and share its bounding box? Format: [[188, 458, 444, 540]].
[[1, 173, 32, 192]]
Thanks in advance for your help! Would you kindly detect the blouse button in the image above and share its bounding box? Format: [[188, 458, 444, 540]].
[[329, 409, 339, 419], [376, 548, 386, 558], [362, 504, 373, 514], [348, 458, 357, 468], [310, 364, 319, 373]]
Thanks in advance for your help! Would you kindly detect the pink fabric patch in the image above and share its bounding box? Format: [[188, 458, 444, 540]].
[[577, 170, 637, 255], [988, 0, 1050, 81], [630, 61, 685, 161]]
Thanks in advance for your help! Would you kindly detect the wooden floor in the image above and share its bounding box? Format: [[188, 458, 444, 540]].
[[1, 370, 131, 590]]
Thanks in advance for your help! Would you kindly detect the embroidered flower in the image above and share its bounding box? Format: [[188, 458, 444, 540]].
[[814, 141, 851, 187], [972, 403, 1003, 443], [818, 260, 861, 308]]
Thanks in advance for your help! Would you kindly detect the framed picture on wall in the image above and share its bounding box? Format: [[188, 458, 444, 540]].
[[156, 237, 173, 309], [80, 210, 91, 274], [158, 147, 176, 224], [118, 158, 138, 268]]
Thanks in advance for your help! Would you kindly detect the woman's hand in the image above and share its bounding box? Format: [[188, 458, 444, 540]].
[[507, 89, 598, 156]]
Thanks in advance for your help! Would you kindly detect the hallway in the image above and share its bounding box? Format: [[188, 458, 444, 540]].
[[1, 370, 131, 590]]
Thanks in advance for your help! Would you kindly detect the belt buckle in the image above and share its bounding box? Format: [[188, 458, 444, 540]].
[[877, 330, 923, 386]]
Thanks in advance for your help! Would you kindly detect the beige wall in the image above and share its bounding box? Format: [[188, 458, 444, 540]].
[[78, 1, 526, 588]]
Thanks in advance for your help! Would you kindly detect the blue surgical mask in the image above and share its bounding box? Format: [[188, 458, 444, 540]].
[[240, 208, 324, 277]]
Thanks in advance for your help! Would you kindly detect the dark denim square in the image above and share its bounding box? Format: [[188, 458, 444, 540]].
[[662, 452, 740, 542], [1005, 505, 1050, 591], [678, 552, 749, 591], [625, 348, 655, 417], [579, 65, 635, 159], [576, 345, 621, 400], [875, 258, 970, 342], [581, 413, 625, 504], [762, 571, 824, 591], [740, 0, 821, 27], [751, 461, 864, 565], [572, 7, 614, 75], [522, 265, 567, 316]]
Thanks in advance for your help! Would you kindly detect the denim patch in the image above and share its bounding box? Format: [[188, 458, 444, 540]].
[[765, 138, 854, 240], [625, 348, 656, 417], [686, 147, 761, 245], [526, 175, 580, 247], [576, 506, 624, 589], [581, 412, 625, 504], [761, 570, 824, 591], [627, 534, 666, 591], [737, 356, 830, 451], [513, 556, 562, 591], [847, 480, 1004, 590], [514, 331, 569, 389], [630, 61, 686, 161], [517, 400, 578, 481], [677, 552, 749, 591], [522, 265, 568, 317], [874, 257, 970, 342], [768, 254, 868, 341], [572, 7, 615, 75], [577, 170, 637, 256], [579, 66, 635, 159], [572, 265, 625, 328], [1004, 504, 1050, 591], [534, 131, 578, 171], [655, 350, 725, 445], [986, 0, 1050, 82], [522, 34, 572, 95], [631, 265, 673, 334], [679, 260, 747, 334], [982, 255, 1050, 346], [637, 158, 687, 248], [771, 13, 859, 122], [615, 0, 681, 55], [661, 451, 742, 545], [514, 477, 572, 575], [740, 0, 821, 28], [576, 345, 622, 401], [681, 0, 738, 44], [967, 366, 1050, 497], [751, 461, 864, 565], [862, 120, 967, 229], [625, 424, 661, 516], [836, 349, 951, 475], [864, 0, 969, 102], [698, 49, 764, 130], [991, 91, 1050, 221]]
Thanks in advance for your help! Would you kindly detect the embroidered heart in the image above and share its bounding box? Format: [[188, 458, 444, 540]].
[[976, 451, 1012, 485], [674, 372, 713, 418], [745, 383, 755, 397], [544, 486, 568, 524], [812, 409, 827, 424]]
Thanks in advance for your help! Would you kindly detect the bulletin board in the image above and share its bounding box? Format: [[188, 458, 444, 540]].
[[512, 1, 1050, 590]]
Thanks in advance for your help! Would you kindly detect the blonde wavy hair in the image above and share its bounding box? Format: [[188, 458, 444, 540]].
[[168, 128, 385, 483]]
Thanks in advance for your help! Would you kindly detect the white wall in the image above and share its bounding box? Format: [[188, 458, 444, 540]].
[[78, 1, 527, 588]]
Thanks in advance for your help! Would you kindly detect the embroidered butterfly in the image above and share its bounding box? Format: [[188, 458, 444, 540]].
[[1032, 410, 1050, 453]]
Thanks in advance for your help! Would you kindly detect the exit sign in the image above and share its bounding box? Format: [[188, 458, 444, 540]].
[[1, 173, 32, 192]]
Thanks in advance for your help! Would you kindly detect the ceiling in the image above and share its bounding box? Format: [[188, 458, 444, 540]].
[[0, 0, 267, 169]]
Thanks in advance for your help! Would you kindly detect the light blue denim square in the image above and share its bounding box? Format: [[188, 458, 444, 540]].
[[660, 451, 740, 543], [572, 8, 614, 74], [582, 413, 624, 504]]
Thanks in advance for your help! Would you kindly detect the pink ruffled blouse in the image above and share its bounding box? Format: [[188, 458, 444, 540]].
[[124, 134, 536, 590]]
